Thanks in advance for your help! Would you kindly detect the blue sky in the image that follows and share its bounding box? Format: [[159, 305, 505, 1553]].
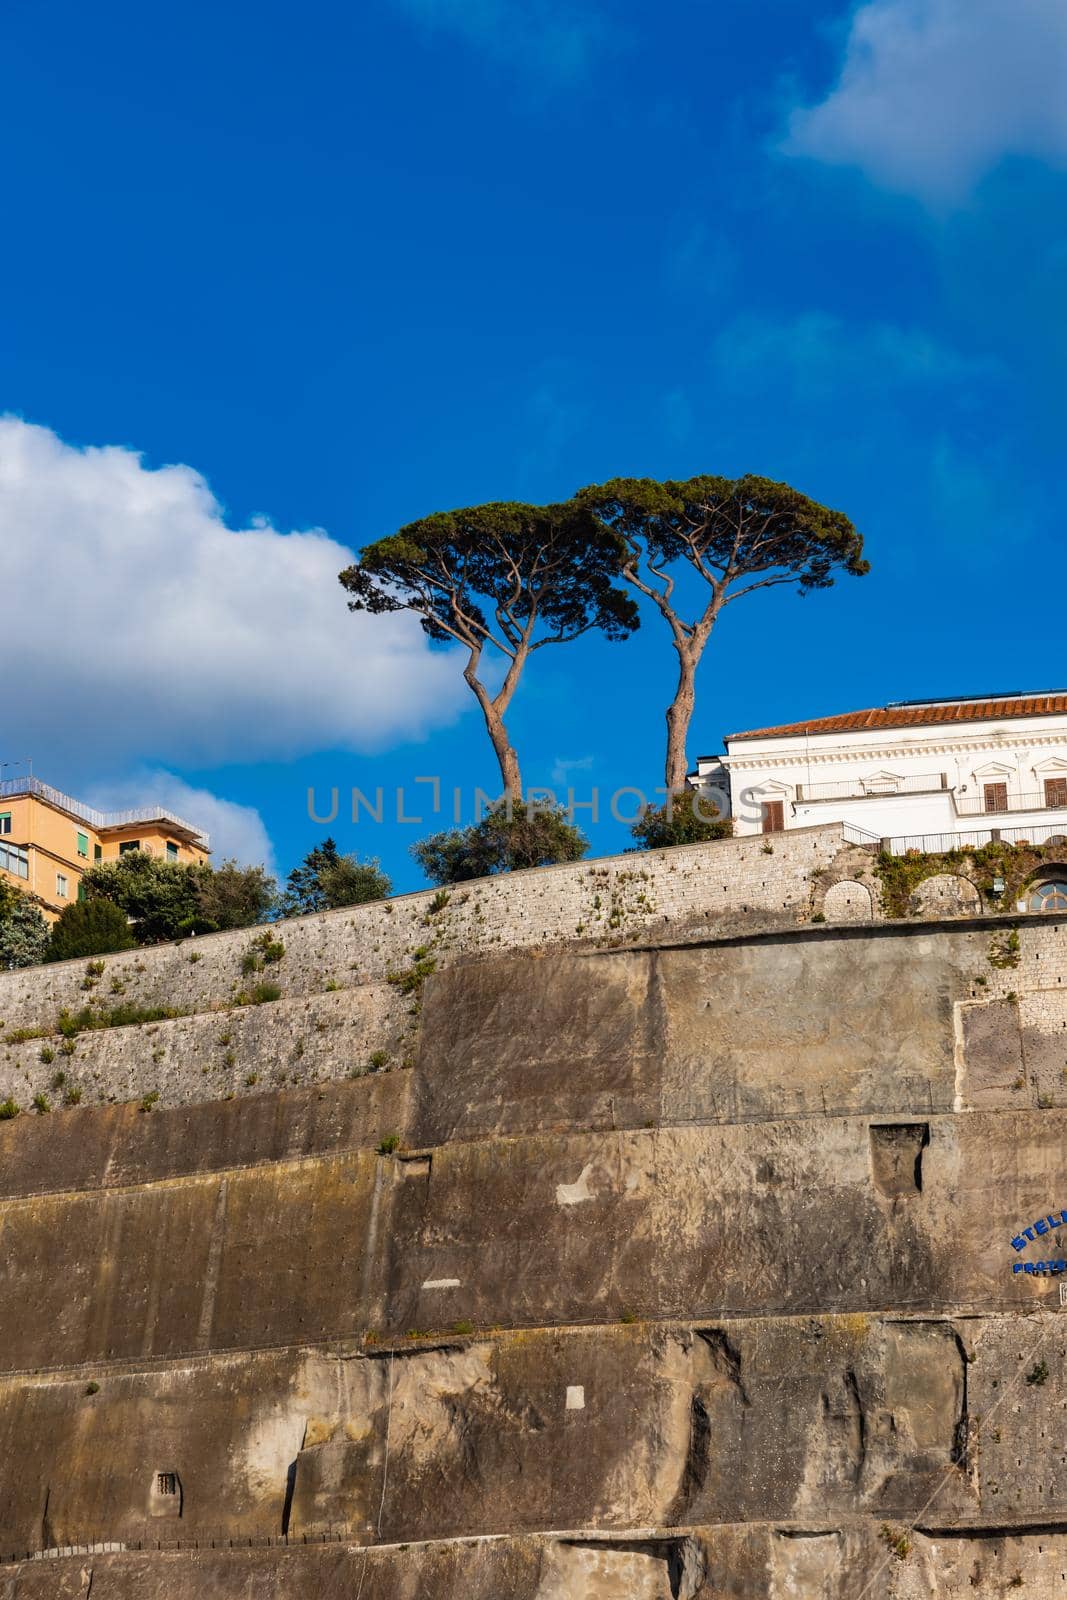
[[3, 0, 1066, 888]]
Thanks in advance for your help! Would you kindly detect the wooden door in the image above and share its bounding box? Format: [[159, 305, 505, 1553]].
[[761, 800, 785, 834]]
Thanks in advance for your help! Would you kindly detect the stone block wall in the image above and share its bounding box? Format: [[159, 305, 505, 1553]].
[[0, 850, 1065, 1595]]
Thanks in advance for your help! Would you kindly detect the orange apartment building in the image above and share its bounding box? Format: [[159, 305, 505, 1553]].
[[0, 777, 210, 920]]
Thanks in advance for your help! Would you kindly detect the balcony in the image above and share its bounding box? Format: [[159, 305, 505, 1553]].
[[954, 789, 1067, 818], [796, 773, 948, 803]]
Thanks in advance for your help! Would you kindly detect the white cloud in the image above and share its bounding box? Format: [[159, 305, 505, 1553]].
[[0, 416, 466, 771], [388, 0, 612, 79], [784, 0, 1067, 204], [712, 310, 998, 401], [550, 753, 594, 787], [82, 770, 277, 873]]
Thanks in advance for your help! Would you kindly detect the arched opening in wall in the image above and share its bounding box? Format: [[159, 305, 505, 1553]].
[[1027, 878, 1067, 913], [822, 879, 873, 924], [908, 873, 981, 918]]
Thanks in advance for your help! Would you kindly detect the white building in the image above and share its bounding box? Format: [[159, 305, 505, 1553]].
[[694, 690, 1067, 853]]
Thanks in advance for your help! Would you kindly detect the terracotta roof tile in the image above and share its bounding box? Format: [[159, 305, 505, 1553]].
[[727, 695, 1067, 743]]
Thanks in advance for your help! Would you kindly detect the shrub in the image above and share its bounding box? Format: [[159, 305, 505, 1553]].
[[40, 1046, 56, 1065], [47, 899, 135, 962], [138, 1090, 160, 1114], [242, 980, 281, 1005], [63, 1085, 83, 1106], [282, 839, 391, 914], [368, 1049, 390, 1070], [412, 802, 588, 885], [0, 1099, 20, 1120], [0, 886, 49, 969], [31, 1093, 51, 1115], [378, 1134, 401, 1154], [1026, 1360, 1049, 1387], [630, 795, 732, 851]]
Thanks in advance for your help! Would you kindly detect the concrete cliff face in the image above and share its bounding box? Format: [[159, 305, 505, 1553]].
[[0, 827, 1065, 1595]]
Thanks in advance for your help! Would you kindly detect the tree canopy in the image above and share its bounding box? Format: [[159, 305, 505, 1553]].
[[630, 796, 732, 851], [47, 897, 136, 961], [0, 884, 49, 969], [281, 838, 391, 916], [579, 474, 867, 788], [411, 802, 588, 885], [340, 501, 637, 795], [81, 851, 278, 943]]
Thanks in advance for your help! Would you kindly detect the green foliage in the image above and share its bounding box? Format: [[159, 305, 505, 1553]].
[[988, 928, 1021, 969], [139, 1090, 160, 1113], [378, 1133, 401, 1154], [236, 980, 282, 1005], [578, 474, 866, 784], [240, 931, 286, 974], [192, 858, 278, 931], [452, 1320, 475, 1335], [0, 1099, 20, 1120], [368, 1049, 390, 1070], [31, 1093, 51, 1114], [57, 1002, 181, 1036], [387, 950, 437, 996], [0, 891, 50, 970], [47, 898, 136, 962], [878, 1524, 911, 1561], [412, 802, 588, 885], [340, 500, 638, 793], [84, 1381, 100, 1396], [580, 473, 866, 595], [630, 795, 732, 851], [282, 837, 392, 915], [874, 838, 1066, 919], [80, 850, 277, 944]]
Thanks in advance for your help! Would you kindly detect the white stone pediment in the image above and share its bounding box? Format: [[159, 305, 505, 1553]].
[[972, 761, 1015, 778]]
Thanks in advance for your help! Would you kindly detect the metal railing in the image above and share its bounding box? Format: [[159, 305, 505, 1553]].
[[881, 820, 1067, 856], [796, 772, 947, 803], [0, 777, 209, 848], [841, 822, 882, 846], [955, 789, 1067, 817]]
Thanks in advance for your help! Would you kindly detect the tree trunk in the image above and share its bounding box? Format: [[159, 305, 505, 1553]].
[[664, 646, 698, 793], [484, 704, 523, 798], [464, 655, 523, 798]]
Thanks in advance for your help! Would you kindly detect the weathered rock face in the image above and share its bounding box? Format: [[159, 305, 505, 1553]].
[[0, 835, 1064, 1594]]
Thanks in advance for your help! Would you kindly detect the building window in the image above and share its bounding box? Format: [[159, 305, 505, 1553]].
[[0, 813, 10, 836], [0, 842, 29, 879], [94, 843, 102, 861], [761, 800, 785, 834], [76, 830, 89, 858], [156, 1472, 179, 1497], [118, 840, 141, 855], [166, 841, 178, 861], [56, 873, 68, 898], [77, 882, 87, 902], [983, 782, 1009, 813], [1044, 778, 1067, 809], [1029, 880, 1067, 913]]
